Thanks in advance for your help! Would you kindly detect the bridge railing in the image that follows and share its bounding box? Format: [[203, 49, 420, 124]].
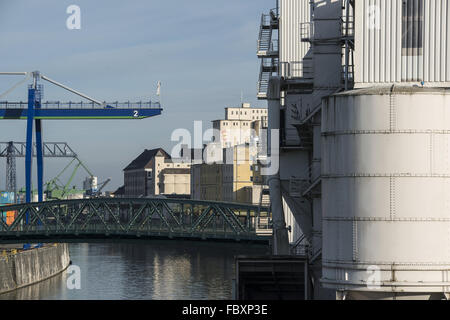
[[0, 198, 272, 241]]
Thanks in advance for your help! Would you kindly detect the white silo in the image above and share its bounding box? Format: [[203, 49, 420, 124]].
[[322, 0, 450, 299]]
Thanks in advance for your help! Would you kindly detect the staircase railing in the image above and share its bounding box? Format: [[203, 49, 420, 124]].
[[257, 14, 272, 53], [257, 58, 279, 98], [289, 163, 313, 198], [259, 39, 278, 54], [291, 234, 309, 256], [279, 61, 314, 80], [294, 88, 343, 126], [300, 22, 314, 42], [289, 159, 323, 198]]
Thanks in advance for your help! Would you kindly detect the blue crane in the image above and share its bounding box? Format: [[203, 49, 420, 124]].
[[0, 71, 163, 207]]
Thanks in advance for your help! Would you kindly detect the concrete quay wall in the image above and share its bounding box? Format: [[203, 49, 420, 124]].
[[0, 244, 70, 294]]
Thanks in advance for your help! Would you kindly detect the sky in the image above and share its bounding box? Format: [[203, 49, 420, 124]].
[[0, 0, 274, 191]]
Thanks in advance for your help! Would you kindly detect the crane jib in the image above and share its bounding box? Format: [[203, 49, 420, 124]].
[[0, 107, 162, 119]]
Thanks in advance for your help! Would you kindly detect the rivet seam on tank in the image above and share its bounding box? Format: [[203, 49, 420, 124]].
[[352, 220, 358, 262], [389, 94, 397, 132], [390, 177, 396, 221], [429, 134, 433, 175]]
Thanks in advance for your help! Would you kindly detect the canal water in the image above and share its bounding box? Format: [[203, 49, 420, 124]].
[[0, 241, 268, 300]]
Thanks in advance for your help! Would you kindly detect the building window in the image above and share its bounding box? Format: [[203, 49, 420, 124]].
[[402, 0, 423, 56]]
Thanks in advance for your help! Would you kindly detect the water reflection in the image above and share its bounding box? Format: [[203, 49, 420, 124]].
[[0, 241, 268, 300]]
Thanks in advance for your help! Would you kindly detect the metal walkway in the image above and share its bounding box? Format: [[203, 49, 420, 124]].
[[0, 101, 162, 120], [0, 198, 272, 243]]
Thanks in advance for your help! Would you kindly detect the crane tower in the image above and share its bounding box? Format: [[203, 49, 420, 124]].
[[0, 71, 162, 205]]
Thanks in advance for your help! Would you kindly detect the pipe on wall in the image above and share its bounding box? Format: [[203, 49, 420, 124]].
[[267, 77, 290, 255]]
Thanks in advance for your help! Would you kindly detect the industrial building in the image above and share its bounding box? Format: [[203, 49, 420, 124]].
[[256, 0, 450, 300], [212, 103, 268, 148], [191, 144, 266, 205], [190, 103, 270, 205], [123, 148, 191, 198]]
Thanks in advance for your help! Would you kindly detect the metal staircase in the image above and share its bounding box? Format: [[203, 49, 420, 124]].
[[295, 125, 314, 149], [342, 0, 355, 90], [257, 57, 279, 100], [257, 12, 278, 58], [289, 163, 322, 201], [259, 186, 271, 208], [257, 9, 279, 100], [292, 88, 342, 150], [256, 187, 272, 236], [291, 234, 309, 256]]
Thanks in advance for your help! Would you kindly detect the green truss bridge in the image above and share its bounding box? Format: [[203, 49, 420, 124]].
[[0, 198, 272, 244]]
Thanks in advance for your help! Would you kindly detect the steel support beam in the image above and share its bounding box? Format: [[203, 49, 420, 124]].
[[25, 88, 35, 206], [35, 93, 44, 202], [5, 142, 16, 201]]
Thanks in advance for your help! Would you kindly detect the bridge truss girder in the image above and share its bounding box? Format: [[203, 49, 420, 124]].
[[0, 198, 272, 243]]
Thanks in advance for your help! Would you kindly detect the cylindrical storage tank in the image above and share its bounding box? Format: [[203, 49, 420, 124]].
[[321, 86, 450, 299]]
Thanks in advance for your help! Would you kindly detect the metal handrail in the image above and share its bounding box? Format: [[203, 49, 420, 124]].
[[261, 8, 279, 27], [341, 16, 355, 37], [0, 198, 272, 242], [291, 234, 309, 256], [258, 39, 279, 53], [261, 57, 278, 68], [289, 163, 315, 197], [300, 22, 314, 41], [342, 65, 355, 81], [279, 61, 314, 79], [0, 101, 162, 110], [257, 57, 279, 96], [290, 162, 317, 190]]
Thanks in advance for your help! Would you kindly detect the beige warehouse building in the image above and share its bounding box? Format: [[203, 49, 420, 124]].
[[123, 148, 191, 198], [212, 103, 268, 149]]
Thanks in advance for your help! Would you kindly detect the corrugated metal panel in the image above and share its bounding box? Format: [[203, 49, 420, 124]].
[[355, 0, 450, 85], [280, 0, 311, 78], [283, 197, 303, 244]]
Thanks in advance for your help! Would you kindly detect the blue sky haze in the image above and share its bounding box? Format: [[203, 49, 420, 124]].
[[0, 0, 274, 190]]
